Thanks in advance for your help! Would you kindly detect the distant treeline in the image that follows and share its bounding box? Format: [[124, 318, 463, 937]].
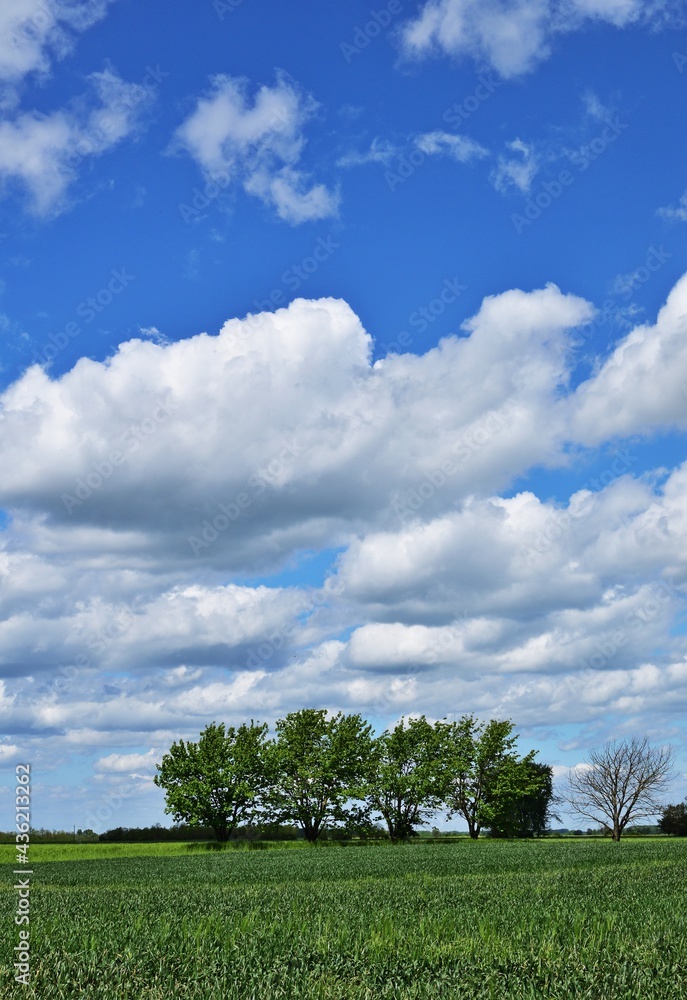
[[98, 823, 304, 843], [0, 823, 667, 844]]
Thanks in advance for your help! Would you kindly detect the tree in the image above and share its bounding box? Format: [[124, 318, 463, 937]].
[[154, 721, 270, 842], [363, 716, 451, 843], [566, 737, 675, 842], [658, 800, 687, 837], [443, 716, 544, 839], [485, 761, 559, 838], [267, 708, 374, 843]]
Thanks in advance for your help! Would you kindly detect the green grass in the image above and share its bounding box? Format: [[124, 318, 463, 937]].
[[1, 839, 685, 998], [0, 841, 198, 863]]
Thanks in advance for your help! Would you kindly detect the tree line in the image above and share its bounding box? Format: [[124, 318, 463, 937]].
[[154, 710, 557, 843]]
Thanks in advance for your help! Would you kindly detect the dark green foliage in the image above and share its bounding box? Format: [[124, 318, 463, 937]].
[[267, 708, 375, 842], [154, 721, 270, 841], [486, 762, 558, 838], [99, 824, 214, 842], [444, 716, 545, 838], [363, 716, 452, 842], [153, 712, 560, 845], [659, 801, 687, 836]]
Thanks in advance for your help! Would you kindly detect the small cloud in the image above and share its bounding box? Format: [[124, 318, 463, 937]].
[[132, 184, 147, 208], [337, 137, 399, 168], [164, 665, 203, 686], [245, 167, 339, 225], [415, 130, 489, 164], [610, 267, 651, 299], [138, 326, 169, 346], [400, 0, 681, 78], [0, 743, 20, 766], [94, 749, 160, 774], [582, 89, 613, 122], [184, 248, 200, 281], [0, 1, 115, 93], [657, 191, 687, 223], [173, 72, 339, 226], [491, 138, 538, 195], [338, 105, 364, 122], [0, 68, 156, 217]]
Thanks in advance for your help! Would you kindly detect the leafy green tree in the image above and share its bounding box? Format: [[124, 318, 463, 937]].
[[658, 800, 687, 836], [154, 721, 270, 842], [443, 716, 542, 839], [267, 708, 375, 843], [364, 716, 451, 843], [485, 761, 558, 838]]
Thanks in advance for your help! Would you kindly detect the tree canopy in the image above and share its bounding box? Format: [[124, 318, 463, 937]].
[[153, 721, 270, 842], [152, 711, 620, 843], [443, 716, 548, 839], [485, 761, 558, 838], [266, 708, 375, 842], [363, 716, 451, 842], [658, 800, 687, 837]]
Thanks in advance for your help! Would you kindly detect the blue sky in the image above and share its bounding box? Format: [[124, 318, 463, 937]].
[[1, 0, 687, 832]]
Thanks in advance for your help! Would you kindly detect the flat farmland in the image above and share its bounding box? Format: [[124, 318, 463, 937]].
[[1, 839, 685, 999]]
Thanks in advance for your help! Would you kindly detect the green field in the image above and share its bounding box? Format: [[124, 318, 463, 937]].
[[1, 839, 685, 999]]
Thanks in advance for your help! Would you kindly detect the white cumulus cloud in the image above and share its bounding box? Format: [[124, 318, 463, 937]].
[[0, 1, 115, 96], [0, 68, 155, 216], [2, 276, 687, 758], [173, 73, 339, 224], [401, 0, 682, 78]]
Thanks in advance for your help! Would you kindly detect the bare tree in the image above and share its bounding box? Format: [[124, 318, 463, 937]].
[[566, 737, 675, 841]]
